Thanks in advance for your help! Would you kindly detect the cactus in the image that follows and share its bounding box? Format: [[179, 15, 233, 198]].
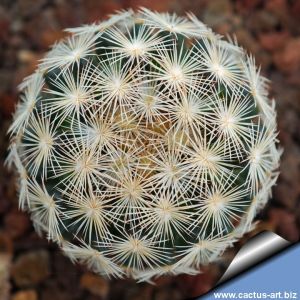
[[7, 8, 280, 282]]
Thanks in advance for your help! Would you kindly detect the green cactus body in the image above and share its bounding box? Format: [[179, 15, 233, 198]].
[[8, 8, 280, 282]]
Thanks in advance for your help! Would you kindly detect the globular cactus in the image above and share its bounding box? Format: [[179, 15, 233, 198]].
[[7, 8, 281, 282]]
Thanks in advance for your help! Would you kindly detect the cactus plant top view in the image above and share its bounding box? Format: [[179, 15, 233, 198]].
[[7, 8, 280, 282]]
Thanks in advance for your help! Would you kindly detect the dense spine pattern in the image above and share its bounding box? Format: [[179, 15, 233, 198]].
[[8, 8, 280, 281]]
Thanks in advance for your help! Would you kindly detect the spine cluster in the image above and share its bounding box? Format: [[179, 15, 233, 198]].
[[8, 8, 280, 281]]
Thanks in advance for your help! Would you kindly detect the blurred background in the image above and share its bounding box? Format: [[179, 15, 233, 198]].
[[0, 0, 300, 299]]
